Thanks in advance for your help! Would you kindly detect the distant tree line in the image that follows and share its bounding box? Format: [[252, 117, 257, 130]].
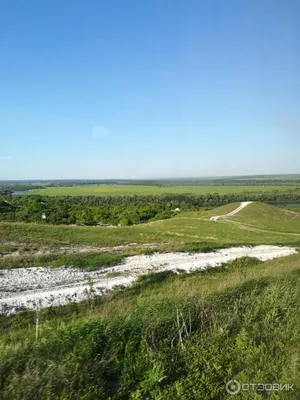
[[1, 192, 300, 226], [0, 184, 46, 194]]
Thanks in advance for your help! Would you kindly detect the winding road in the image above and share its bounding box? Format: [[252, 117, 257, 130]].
[[210, 201, 253, 221]]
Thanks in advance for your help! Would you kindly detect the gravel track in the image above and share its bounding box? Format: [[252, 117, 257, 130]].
[[0, 245, 296, 315], [210, 202, 252, 221]]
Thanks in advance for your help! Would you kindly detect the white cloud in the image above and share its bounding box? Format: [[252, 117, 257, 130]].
[[0, 156, 12, 160], [92, 125, 109, 138]]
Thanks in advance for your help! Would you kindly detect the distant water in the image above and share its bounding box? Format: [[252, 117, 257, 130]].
[[12, 190, 28, 195], [269, 202, 300, 207]]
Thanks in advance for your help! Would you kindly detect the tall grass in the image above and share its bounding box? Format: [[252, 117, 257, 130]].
[[1, 255, 300, 399]]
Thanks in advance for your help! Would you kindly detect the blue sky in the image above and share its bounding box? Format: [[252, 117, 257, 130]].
[[1, 0, 299, 179]]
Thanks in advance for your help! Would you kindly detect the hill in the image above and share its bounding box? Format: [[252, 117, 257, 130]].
[[201, 202, 240, 219], [1, 201, 300, 398], [1, 202, 300, 253], [227, 202, 300, 233]]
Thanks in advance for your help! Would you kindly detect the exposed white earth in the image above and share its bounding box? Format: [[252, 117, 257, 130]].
[[0, 245, 297, 315], [210, 201, 253, 221]]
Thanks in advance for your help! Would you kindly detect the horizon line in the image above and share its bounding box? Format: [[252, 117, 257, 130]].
[[1, 173, 300, 183]]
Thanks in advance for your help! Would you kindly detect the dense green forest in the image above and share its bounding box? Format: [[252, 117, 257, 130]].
[[1, 192, 300, 226], [0, 196, 173, 226]]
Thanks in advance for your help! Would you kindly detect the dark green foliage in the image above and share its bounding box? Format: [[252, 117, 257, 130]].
[[224, 256, 263, 269], [135, 271, 177, 288], [1, 190, 300, 226], [0, 195, 174, 226]]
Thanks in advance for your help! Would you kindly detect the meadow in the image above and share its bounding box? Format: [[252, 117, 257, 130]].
[[1, 253, 300, 399], [27, 184, 300, 196], [1, 203, 300, 251], [1, 201, 300, 398]]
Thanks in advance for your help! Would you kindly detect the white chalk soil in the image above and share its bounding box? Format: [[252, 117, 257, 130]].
[[210, 201, 252, 221], [0, 245, 296, 315]]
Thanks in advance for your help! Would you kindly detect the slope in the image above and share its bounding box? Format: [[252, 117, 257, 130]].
[[228, 202, 300, 233], [1, 253, 300, 399]]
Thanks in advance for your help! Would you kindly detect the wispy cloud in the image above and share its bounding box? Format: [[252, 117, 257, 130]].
[[92, 125, 109, 138], [0, 156, 12, 160]]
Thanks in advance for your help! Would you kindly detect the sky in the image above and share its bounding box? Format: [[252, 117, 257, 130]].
[[1, 0, 300, 180]]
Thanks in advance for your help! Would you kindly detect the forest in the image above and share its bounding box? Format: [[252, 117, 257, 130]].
[[1, 191, 300, 226]]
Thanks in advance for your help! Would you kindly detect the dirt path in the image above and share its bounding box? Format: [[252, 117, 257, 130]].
[[0, 245, 296, 315], [210, 202, 252, 221]]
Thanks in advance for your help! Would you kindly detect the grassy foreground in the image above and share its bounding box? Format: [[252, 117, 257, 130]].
[[1, 254, 300, 399], [27, 184, 300, 197]]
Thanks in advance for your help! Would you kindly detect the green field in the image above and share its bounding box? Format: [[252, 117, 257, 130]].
[[27, 184, 300, 196], [1, 201, 300, 398], [1, 202, 300, 251]]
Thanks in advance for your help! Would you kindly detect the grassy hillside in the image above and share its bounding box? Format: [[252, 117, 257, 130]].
[[1, 201, 300, 398], [27, 184, 300, 196], [228, 202, 300, 233], [1, 218, 300, 251], [1, 254, 299, 399], [1, 202, 300, 251], [201, 202, 240, 219]]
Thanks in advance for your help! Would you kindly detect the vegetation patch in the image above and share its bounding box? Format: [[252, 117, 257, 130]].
[[135, 248, 160, 255], [179, 241, 230, 253], [224, 255, 262, 267], [0, 252, 125, 271], [1, 192, 300, 226], [23, 183, 300, 196], [134, 271, 177, 289], [0, 265, 299, 399]]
